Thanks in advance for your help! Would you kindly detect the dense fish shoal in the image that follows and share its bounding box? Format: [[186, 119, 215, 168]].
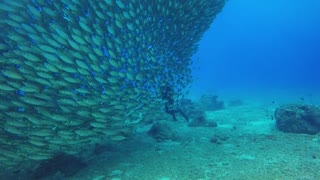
[[0, 0, 225, 169]]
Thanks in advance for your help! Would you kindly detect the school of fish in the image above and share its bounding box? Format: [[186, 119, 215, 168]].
[[0, 0, 225, 168]]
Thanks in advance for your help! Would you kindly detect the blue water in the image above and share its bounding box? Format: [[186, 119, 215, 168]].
[[192, 0, 320, 96]]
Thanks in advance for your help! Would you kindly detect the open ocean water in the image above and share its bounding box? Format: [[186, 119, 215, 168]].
[[1, 0, 320, 179], [191, 0, 320, 99]]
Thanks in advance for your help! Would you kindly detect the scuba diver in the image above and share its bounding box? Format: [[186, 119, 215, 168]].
[[162, 86, 189, 121]]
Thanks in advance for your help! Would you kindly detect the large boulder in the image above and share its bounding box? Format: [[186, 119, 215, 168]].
[[199, 95, 225, 111], [274, 104, 320, 135], [148, 122, 177, 142], [180, 99, 205, 121], [180, 99, 217, 127]]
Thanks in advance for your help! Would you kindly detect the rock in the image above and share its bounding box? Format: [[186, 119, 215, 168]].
[[199, 94, 224, 111], [180, 99, 204, 120], [210, 137, 220, 144], [302, 105, 320, 126], [274, 104, 320, 135], [188, 115, 207, 127], [210, 134, 229, 144], [188, 116, 217, 128], [179, 99, 217, 127], [176, 99, 218, 127], [207, 121, 218, 127], [32, 153, 87, 179], [148, 122, 177, 142]]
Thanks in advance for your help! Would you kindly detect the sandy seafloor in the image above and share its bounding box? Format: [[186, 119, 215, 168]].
[[64, 89, 320, 180]]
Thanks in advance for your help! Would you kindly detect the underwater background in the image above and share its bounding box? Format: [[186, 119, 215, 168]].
[[192, 0, 320, 97], [1, 0, 320, 179]]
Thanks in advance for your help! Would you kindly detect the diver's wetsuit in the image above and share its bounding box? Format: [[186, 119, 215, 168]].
[[162, 86, 189, 121]]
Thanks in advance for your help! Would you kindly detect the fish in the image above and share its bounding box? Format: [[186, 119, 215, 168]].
[[0, 0, 226, 168]]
